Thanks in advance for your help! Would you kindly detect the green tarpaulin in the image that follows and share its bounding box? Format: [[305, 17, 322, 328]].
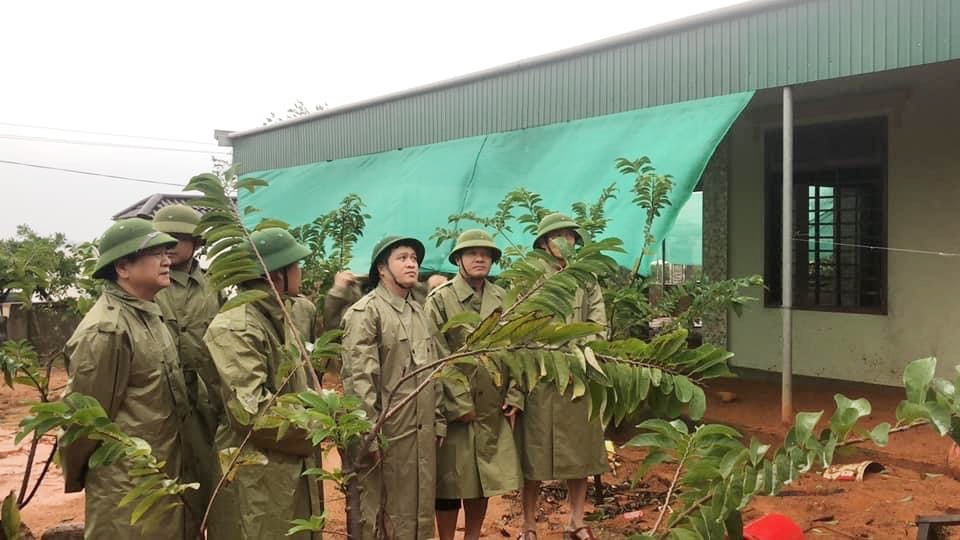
[[241, 91, 753, 274]]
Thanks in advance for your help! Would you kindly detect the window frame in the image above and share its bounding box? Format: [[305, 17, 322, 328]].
[[762, 116, 889, 315]]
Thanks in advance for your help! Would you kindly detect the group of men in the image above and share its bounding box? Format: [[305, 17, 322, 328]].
[[61, 204, 607, 540]]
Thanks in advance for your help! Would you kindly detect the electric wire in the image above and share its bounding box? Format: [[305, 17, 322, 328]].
[[0, 158, 185, 187], [793, 236, 960, 257], [0, 133, 231, 154], [0, 121, 216, 146]]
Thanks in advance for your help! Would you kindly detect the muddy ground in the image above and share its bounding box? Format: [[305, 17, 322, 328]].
[[3, 369, 960, 538]]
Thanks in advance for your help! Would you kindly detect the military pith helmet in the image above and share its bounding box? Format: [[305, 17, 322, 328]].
[[249, 228, 311, 274], [368, 236, 425, 287], [532, 213, 584, 249], [92, 218, 178, 279], [448, 229, 501, 265], [152, 204, 202, 237]]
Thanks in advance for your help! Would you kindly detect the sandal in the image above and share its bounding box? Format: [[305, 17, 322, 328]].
[[518, 530, 537, 540], [563, 526, 597, 540]]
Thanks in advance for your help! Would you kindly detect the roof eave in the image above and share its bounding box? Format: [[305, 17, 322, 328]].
[[220, 0, 798, 143]]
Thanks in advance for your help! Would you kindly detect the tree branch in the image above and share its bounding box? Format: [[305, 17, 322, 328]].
[[651, 439, 694, 534]]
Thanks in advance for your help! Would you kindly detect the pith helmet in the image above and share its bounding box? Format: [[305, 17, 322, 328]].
[[153, 204, 202, 237], [368, 236, 425, 287], [532, 213, 584, 249], [249, 228, 311, 274], [92, 218, 178, 279], [448, 229, 501, 265]]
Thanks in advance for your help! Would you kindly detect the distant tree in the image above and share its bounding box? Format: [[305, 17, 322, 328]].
[[0, 226, 81, 307], [262, 99, 327, 126]]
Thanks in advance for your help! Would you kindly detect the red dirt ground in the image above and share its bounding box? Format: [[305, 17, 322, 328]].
[[4, 369, 960, 538]]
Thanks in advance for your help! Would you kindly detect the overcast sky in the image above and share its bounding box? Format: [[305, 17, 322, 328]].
[[0, 0, 745, 243]]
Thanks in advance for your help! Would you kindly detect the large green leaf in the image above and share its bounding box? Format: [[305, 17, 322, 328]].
[[792, 411, 823, 444], [903, 357, 937, 403], [2, 492, 21, 540]]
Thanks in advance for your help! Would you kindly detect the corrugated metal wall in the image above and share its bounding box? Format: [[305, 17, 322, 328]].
[[233, 0, 960, 172]]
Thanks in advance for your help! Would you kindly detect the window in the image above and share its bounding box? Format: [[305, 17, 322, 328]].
[[764, 117, 887, 313]]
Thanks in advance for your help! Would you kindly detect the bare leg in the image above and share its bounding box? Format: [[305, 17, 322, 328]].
[[462, 498, 489, 540], [521, 479, 540, 533], [436, 508, 460, 540], [565, 478, 588, 531]]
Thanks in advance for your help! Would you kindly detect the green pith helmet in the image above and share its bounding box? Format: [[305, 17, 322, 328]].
[[448, 229, 501, 265], [92, 218, 178, 279], [152, 204, 202, 237], [532, 212, 584, 249], [249, 228, 311, 274], [368, 236, 425, 287]]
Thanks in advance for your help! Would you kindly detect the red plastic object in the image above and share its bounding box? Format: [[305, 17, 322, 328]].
[[743, 513, 804, 540]]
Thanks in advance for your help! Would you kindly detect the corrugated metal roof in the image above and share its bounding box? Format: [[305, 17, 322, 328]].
[[230, 0, 960, 172], [112, 193, 234, 220]]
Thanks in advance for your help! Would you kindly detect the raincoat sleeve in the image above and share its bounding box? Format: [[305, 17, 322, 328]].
[[340, 305, 382, 450], [585, 281, 608, 339], [323, 283, 361, 332], [61, 329, 131, 492], [424, 295, 474, 424], [205, 326, 312, 456]]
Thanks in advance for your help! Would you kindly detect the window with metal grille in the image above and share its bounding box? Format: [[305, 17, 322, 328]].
[[764, 117, 887, 313]]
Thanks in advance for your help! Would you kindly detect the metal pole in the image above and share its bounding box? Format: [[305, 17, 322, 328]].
[[781, 86, 794, 425]]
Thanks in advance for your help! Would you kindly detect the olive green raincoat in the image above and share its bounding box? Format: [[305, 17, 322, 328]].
[[324, 281, 429, 376], [203, 287, 322, 540], [340, 283, 446, 540], [425, 274, 523, 500], [324, 282, 430, 332], [62, 283, 190, 539], [288, 294, 319, 343], [154, 262, 224, 533], [516, 279, 609, 481]]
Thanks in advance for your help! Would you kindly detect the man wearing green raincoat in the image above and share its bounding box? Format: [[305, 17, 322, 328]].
[[151, 204, 227, 535], [517, 214, 608, 540], [340, 236, 446, 540], [425, 229, 523, 540], [203, 228, 322, 539], [61, 218, 191, 539]]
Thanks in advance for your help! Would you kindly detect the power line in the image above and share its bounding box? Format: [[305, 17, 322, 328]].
[[0, 158, 185, 187], [792, 236, 960, 257], [0, 120, 216, 146], [0, 133, 232, 154]]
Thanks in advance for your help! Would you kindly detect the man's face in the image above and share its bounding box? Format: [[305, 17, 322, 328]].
[[542, 229, 578, 258], [380, 245, 420, 289], [166, 234, 196, 267], [116, 246, 171, 294], [457, 247, 493, 279]]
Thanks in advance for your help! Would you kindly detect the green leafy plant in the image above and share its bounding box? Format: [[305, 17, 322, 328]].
[[618, 156, 673, 269], [625, 394, 889, 539], [15, 393, 198, 532], [1, 340, 56, 511], [895, 357, 960, 441], [289, 194, 370, 303], [431, 183, 618, 266]]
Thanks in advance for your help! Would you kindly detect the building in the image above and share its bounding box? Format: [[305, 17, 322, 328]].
[[216, 0, 960, 387]]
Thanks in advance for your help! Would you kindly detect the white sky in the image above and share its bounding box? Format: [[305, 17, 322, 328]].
[[0, 0, 745, 243]]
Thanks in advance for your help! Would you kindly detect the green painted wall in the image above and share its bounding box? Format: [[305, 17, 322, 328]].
[[727, 60, 960, 386], [234, 0, 960, 173]]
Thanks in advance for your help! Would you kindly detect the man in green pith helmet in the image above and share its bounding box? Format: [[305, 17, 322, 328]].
[[425, 229, 523, 540], [340, 235, 446, 540], [517, 213, 608, 540], [202, 228, 322, 539], [151, 204, 227, 536], [61, 218, 191, 539]]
